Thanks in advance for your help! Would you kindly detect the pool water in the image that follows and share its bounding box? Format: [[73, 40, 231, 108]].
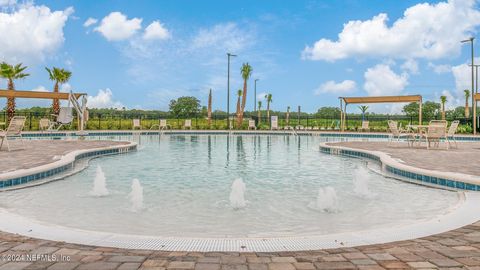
[[0, 135, 459, 238]]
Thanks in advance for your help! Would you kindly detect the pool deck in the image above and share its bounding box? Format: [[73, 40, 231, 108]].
[[3, 138, 480, 268]]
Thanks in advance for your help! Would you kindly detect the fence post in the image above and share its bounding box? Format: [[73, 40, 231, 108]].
[[29, 112, 32, 130]]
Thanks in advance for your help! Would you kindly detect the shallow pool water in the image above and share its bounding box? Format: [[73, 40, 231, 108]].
[[0, 135, 459, 238]]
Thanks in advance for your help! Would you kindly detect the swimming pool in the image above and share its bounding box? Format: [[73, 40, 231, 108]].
[[0, 134, 461, 242]]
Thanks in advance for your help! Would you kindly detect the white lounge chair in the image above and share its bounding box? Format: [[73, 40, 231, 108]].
[[360, 121, 370, 132], [0, 116, 26, 151], [184, 119, 192, 129], [248, 119, 256, 130], [420, 120, 448, 149], [295, 125, 304, 130], [446, 120, 459, 148], [39, 118, 50, 131], [150, 119, 170, 130], [132, 119, 141, 130], [49, 107, 74, 131], [271, 116, 279, 130], [387, 120, 414, 146]]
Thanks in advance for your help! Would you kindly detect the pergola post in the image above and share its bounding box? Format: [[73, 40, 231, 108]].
[[419, 97, 422, 125], [339, 98, 343, 132], [475, 94, 478, 135]]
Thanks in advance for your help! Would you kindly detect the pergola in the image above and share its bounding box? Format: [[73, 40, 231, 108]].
[[339, 95, 423, 132], [0, 89, 88, 131], [473, 93, 480, 135]]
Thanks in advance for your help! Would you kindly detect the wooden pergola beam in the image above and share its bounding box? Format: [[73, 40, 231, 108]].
[[341, 95, 422, 104], [0, 90, 86, 100]]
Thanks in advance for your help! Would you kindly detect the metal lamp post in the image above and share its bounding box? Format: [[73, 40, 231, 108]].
[[254, 79, 259, 112], [227, 53, 237, 129], [461, 37, 475, 134]]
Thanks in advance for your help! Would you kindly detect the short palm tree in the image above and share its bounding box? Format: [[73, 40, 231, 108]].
[[358, 105, 369, 121], [257, 101, 262, 124], [265, 93, 272, 123], [440, 95, 447, 120], [207, 89, 212, 128], [236, 89, 242, 128], [46, 67, 72, 115], [0, 62, 29, 122], [238, 63, 253, 127], [464, 89, 470, 118], [286, 106, 290, 125]]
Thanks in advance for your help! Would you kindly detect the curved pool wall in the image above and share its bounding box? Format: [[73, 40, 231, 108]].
[[320, 143, 480, 192]]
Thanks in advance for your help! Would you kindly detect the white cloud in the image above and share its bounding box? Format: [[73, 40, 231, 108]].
[[143, 21, 170, 40], [401, 59, 419, 74], [83, 17, 97, 27], [428, 62, 452, 74], [302, 0, 480, 61], [60, 83, 72, 93], [314, 80, 356, 95], [32, 85, 48, 92], [364, 64, 409, 96], [87, 89, 124, 109], [192, 22, 252, 52], [94, 12, 142, 41], [0, 0, 15, 6], [257, 92, 267, 101], [0, 4, 73, 63], [438, 89, 459, 109]]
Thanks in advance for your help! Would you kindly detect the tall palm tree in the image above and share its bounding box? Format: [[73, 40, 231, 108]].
[[236, 89, 242, 128], [45, 67, 72, 115], [440, 95, 447, 120], [464, 89, 470, 118], [358, 105, 369, 121], [238, 63, 253, 127], [207, 89, 212, 128], [265, 93, 272, 123], [0, 62, 29, 122], [257, 101, 262, 124], [286, 106, 290, 125]]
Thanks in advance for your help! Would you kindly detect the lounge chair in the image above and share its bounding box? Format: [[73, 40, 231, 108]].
[[387, 120, 414, 146], [49, 107, 74, 131], [446, 120, 459, 148], [39, 118, 50, 131], [248, 120, 256, 130], [184, 119, 192, 129], [0, 116, 26, 151], [150, 119, 170, 130], [295, 125, 304, 130], [419, 120, 448, 149], [360, 121, 370, 132], [271, 116, 279, 130], [132, 119, 141, 130]]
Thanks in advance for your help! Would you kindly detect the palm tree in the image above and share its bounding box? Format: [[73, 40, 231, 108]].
[[257, 101, 262, 124], [236, 89, 242, 128], [286, 106, 291, 125], [45, 67, 72, 115], [358, 105, 369, 121], [0, 62, 29, 123], [207, 89, 212, 128], [440, 95, 447, 120], [238, 63, 253, 127], [464, 89, 470, 118], [265, 93, 272, 123]]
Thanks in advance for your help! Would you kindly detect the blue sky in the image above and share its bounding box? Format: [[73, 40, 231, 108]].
[[1, 0, 479, 113]]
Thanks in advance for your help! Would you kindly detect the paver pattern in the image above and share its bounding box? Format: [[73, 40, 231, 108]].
[[0, 140, 129, 173], [326, 141, 480, 176], [1, 222, 480, 269]]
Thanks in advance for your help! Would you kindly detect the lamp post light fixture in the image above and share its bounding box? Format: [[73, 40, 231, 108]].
[[254, 79, 259, 112], [227, 52, 237, 129], [461, 37, 475, 134]]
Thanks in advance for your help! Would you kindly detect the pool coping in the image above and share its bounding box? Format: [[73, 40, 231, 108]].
[[319, 142, 480, 191], [0, 141, 137, 190]]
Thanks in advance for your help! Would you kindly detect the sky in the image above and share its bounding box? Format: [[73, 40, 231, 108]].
[[1, 0, 480, 113]]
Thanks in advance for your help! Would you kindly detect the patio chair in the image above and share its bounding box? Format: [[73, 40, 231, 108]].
[[446, 120, 460, 148], [271, 116, 279, 130], [49, 107, 74, 131], [295, 125, 305, 130], [360, 121, 370, 132], [248, 119, 256, 130], [132, 119, 141, 130], [0, 116, 26, 151], [184, 119, 192, 129], [39, 118, 50, 131], [387, 120, 414, 146], [150, 119, 170, 130], [420, 120, 448, 149]]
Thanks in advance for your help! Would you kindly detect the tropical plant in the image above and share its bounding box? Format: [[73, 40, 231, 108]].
[[286, 106, 290, 125], [358, 105, 369, 121], [440, 95, 447, 120], [238, 63, 252, 127], [0, 62, 29, 122], [464, 89, 470, 118], [207, 89, 212, 127], [235, 89, 242, 128], [257, 101, 262, 124], [265, 93, 272, 123], [45, 67, 72, 115]]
